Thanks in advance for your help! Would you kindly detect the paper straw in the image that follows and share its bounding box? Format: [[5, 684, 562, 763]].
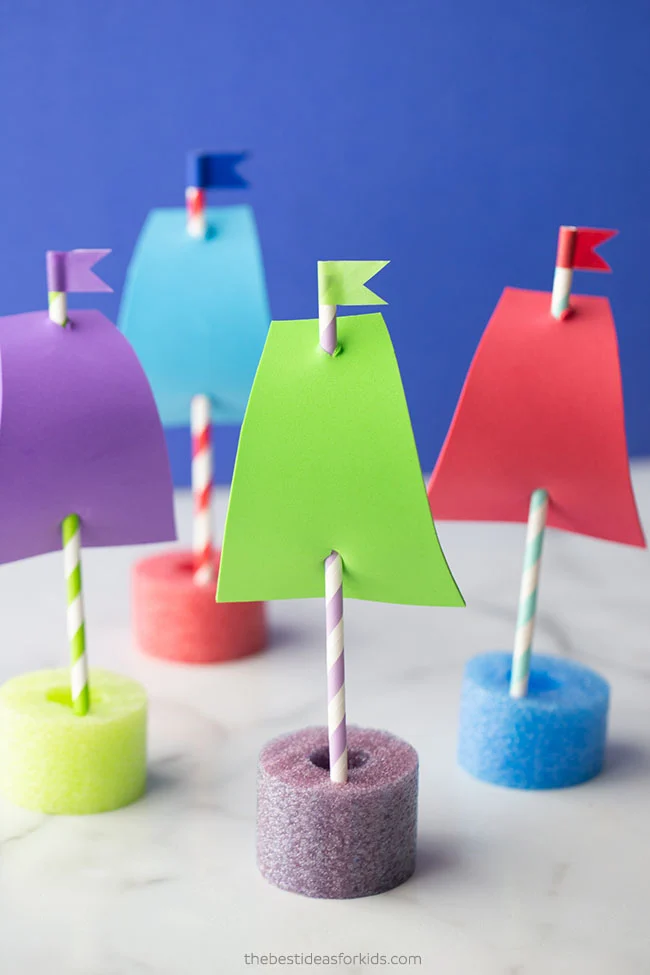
[[319, 281, 346, 779], [318, 303, 337, 355], [317, 262, 337, 355], [319, 271, 345, 780], [325, 551, 347, 783], [550, 226, 577, 319], [62, 514, 89, 715], [48, 289, 68, 327], [191, 394, 215, 585], [186, 186, 207, 239], [47, 260, 87, 714], [45, 248, 112, 716], [510, 488, 549, 698]]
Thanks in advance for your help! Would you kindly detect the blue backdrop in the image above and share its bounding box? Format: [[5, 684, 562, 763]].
[[1, 0, 648, 484]]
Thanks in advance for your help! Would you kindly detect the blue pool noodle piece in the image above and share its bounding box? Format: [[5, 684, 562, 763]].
[[119, 205, 270, 427], [458, 652, 610, 790]]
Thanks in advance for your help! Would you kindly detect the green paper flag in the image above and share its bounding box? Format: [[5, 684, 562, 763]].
[[217, 312, 464, 607], [317, 261, 389, 306]]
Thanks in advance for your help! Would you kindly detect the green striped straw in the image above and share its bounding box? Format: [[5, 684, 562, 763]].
[[46, 249, 113, 715], [62, 514, 89, 715], [48, 289, 68, 328], [510, 488, 548, 698], [48, 284, 89, 716]]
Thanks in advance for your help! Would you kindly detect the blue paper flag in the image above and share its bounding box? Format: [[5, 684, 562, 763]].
[[186, 151, 249, 190]]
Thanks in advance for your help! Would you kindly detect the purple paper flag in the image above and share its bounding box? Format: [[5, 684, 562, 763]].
[[46, 249, 113, 294], [0, 308, 176, 564]]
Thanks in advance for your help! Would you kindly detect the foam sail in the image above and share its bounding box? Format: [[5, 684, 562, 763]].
[[0, 307, 175, 564], [118, 153, 270, 427], [427, 287, 645, 547], [218, 310, 464, 606]]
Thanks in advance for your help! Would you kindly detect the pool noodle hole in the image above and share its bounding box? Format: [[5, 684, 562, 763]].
[[46, 686, 104, 710], [505, 669, 562, 695], [309, 747, 370, 772]]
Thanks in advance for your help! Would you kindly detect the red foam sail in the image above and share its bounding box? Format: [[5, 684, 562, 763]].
[[428, 287, 645, 547]]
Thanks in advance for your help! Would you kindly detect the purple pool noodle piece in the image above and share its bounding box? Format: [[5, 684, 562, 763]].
[[0, 309, 176, 564], [257, 726, 418, 899]]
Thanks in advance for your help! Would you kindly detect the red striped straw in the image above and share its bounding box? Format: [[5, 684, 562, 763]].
[[186, 187, 207, 239], [191, 394, 215, 585]]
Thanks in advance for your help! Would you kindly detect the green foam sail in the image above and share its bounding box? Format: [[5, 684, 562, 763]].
[[217, 312, 464, 607]]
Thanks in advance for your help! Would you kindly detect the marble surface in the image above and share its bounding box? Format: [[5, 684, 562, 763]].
[[1, 465, 650, 975]]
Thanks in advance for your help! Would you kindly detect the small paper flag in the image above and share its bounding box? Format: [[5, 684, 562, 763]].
[[45, 249, 112, 294], [572, 228, 617, 272], [186, 151, 249, 190], [317, 261, 389, 307], [556, 228, 617, 272]]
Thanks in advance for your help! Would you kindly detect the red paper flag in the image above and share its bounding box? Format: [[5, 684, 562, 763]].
[[568, 228, 617, 271], [428, 287, 645, 548]]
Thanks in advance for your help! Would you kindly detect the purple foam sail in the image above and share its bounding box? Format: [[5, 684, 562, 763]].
[[0, 308, 175, 564]]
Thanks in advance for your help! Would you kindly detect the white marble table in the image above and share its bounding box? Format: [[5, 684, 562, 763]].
[[1, 464, 649, 975]]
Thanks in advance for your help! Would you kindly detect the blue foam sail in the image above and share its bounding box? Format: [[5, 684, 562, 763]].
[[118, 205, 270, 426]]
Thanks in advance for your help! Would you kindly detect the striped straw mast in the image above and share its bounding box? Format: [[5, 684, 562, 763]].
[[550, 226, 578, 320], [316, 260, 388, 783], [62, 514, 89, 715], [185, 186, 207, 239], [510, 226, 617, 698], [46, 249, 113, 716], [510, 488, 548, 698], [191, 394, 215, 586], [317, 264, 346, 783], [185, 151, 249, 239]]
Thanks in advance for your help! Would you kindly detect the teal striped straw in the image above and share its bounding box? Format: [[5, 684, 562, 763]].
[[510, 488, 549, 698]]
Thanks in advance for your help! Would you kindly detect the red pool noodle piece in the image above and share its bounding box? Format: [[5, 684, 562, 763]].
[[132, 549, 266, 664]]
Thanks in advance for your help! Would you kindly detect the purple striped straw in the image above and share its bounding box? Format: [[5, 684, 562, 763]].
[[325, 550, 347, 783], [318, 273, 346, 781], [319, 303, 337, 355]]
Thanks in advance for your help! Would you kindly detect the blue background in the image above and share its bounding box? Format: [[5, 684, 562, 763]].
[[1, 0, 648, 483]]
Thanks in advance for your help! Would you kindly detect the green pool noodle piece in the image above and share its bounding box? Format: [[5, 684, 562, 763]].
[[217, 312, 464, 607], [0, 669, 147, 815]]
